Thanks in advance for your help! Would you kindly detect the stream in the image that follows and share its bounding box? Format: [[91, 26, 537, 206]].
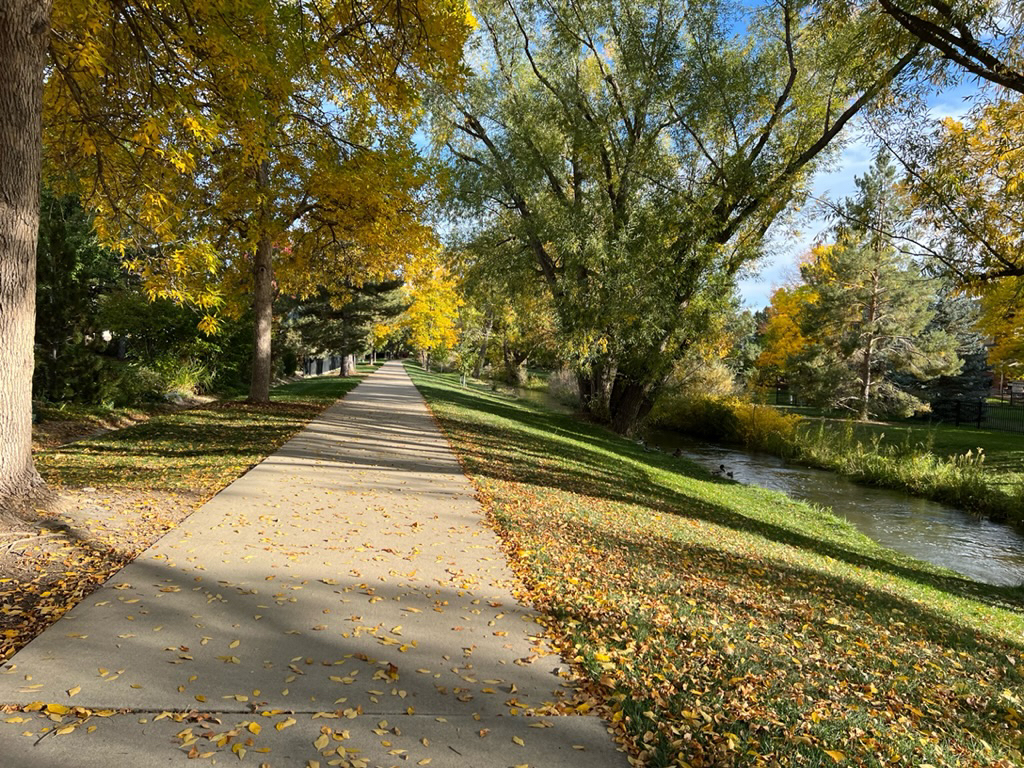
[[509, 384, 1024, 586], [649, 430, 1024, 587]]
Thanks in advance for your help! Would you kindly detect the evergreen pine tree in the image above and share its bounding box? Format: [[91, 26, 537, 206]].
[[794, 151, 961, 419], [287, 281, 407, 375], [901, 291, 991, 419]]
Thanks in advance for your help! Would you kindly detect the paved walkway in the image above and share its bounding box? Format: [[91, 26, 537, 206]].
[[0, 362, 627, 766]]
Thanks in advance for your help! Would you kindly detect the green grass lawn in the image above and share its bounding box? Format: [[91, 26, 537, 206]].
[[409, 365, 1024, 768], [37, 371, 376, 493], [805, 419, 1024, 489]]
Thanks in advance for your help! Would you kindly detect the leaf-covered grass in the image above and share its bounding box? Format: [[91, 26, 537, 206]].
[[409, 365, 1024, 768], [2, 370, 375, 663], [36, 370, 375, 493], [32, 401, 164, 452]]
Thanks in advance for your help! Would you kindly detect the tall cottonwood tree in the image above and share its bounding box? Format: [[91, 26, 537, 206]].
[[0, 1, 51, 500], [978, 277, 1024, 379], [870, 0, 1024, 93], [454, 228, 559, 383], [900, 99, 1024, 283], [439, 0, 923, 433], [838, 2, 1024, 287]]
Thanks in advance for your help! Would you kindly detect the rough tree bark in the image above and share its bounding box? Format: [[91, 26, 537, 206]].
[[339, 353, 355, 377], [0, 1, 50, 500], [502, 341, 528, 386], [609, 377, 657, 437], [248, 231, 274, 403], [576, 360, 616, 421], [858, 271, 880, 421], [473, 314, 493, 378]]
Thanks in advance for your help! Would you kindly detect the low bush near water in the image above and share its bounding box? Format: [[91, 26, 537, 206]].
[[650, 394, 800, 454], [795, 421, 1019, 520]]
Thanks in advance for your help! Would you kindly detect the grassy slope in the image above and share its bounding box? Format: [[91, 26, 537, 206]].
[[409, 366, 1024, 768]]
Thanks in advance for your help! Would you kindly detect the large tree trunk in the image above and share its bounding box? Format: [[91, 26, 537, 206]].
[[248, 232, 274, 403], [0, 1, 50, 500], [502, 341, 528, 387], [576, 360, 615, 420], [608, 376, 656, 436]]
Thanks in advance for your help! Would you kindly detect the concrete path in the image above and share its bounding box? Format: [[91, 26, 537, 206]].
[[0, 362, 628, 767]]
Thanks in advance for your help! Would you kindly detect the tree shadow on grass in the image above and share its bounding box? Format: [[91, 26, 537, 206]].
[[534, 511, 1024, 758], [412, 375, 1024, 615]]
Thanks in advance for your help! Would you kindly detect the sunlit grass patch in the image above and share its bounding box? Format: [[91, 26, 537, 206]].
[[37, 372, 372, 493], [410, 365, 1024, 768]]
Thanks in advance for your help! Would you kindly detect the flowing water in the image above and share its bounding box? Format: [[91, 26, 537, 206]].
[[649, 430, 1024, 587]]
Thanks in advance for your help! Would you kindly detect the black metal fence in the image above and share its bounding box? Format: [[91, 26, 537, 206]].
[[302, 355, 342, 375], [991, 390, 1024, 407], [760, 387, 1024, 435], [936, 399, 1024, 434], [762, 387, 810, 408]]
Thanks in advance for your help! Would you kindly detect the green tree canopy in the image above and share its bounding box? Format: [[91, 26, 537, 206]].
[[437, 0, 923, 433]]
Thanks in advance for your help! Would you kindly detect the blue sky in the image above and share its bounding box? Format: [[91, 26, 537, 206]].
[[736, 86, 980, 311]]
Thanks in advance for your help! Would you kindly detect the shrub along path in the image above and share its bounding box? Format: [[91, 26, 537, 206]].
[[407, 366, 1024, 767], [0, 362, 627, 767]]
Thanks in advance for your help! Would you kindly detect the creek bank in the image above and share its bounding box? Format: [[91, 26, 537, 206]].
[[650, 430, 1024, 587], [648, 394, 1022, 524]]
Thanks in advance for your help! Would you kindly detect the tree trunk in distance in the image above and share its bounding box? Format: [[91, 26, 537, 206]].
[[0, 0, 50, 499], [248, 233, 274, 403], [576, 361, 615, 420], [339, 353, 355, 377], [858, 271, 880, 421], [474, 315, 493, 378]]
